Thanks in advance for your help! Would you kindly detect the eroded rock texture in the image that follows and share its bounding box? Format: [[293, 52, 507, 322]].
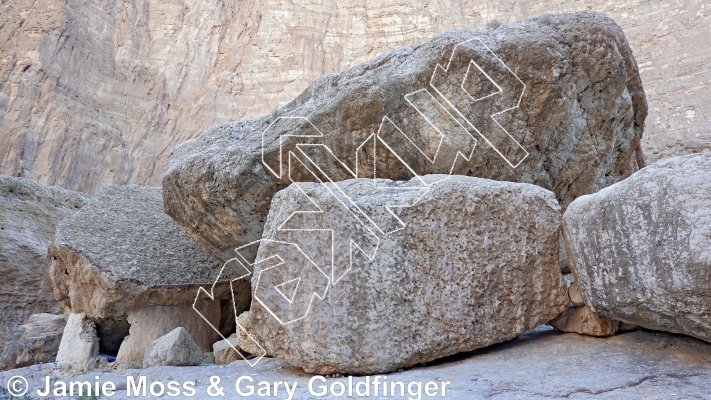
[[164, 12, 646, 264], [47, 185, 232, 319], [564, 152, 711, 342], [0, 175, 89, 370], [248, 175, 567, 374], [0, 1, 706, 193], [55, 313, 100, 375]]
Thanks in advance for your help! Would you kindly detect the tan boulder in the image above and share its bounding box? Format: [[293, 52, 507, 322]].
[[55, 313, 100, 374], [212, 335, 244, 365], [564, 152, 711, 342], [549, 306, 619, 337], [163, 12, 646, 265]]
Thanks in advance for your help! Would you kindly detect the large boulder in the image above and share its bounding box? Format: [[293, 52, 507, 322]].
[[142, 327, 204, 368], [564, 152, 711, 341], [45, 185, 243, 361], [14, 313, 66, 368], [163, 12, 646, 265], [0, 175, 89, 370], [246, 175, 568, 374]]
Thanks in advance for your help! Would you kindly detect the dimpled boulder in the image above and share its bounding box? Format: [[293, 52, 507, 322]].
[[248, 175, 568, 374], [47, 185, 231, 319], [46, 185, 244, 367]]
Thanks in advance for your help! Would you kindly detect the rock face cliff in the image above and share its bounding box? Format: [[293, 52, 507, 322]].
[[0, 175, 89, 370], [0, 0, 708, 193]]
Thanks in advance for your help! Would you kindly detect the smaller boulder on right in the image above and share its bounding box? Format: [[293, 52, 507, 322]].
[[564, 153, 711, 342]]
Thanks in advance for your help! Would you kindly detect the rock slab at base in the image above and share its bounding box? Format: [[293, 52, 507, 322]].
[[249, 175, 568, 374], [142, 327, 203, 368], [15, 326, 711, 399], [564, 152, 711, 342]]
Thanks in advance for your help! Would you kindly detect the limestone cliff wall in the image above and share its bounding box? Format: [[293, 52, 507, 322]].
[[0, 0, 708, 193]]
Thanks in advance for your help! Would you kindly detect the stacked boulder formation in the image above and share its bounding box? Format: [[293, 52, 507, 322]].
[[46, 185, 250, 369], [5, 11, 710, 378], [159, 11, 657, 374]]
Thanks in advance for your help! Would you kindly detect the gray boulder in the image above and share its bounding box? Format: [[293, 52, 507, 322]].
[[248, 175, 568, 374], [163, 12, 646, 265], [564, 152, 711, 341], [0, 176, 89, 370], [45, 185, 244, 365], [142, 327, 204, 368], [14, 313, 66, 368]]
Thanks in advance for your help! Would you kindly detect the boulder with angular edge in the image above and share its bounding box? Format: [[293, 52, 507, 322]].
[[249, 175, 568, 374], [142, 327, 203, 368], [55, 313, 100, 374], [564, 153, 711, 342]]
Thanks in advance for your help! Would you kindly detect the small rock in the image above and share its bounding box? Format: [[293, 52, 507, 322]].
[[568, 281, 585, 307], [235, 311, 267, 357], [142, 327, 203, 368], [549, 305, 619, 337], [213, 335, 244, 365], [14, 314, 66, 368]]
